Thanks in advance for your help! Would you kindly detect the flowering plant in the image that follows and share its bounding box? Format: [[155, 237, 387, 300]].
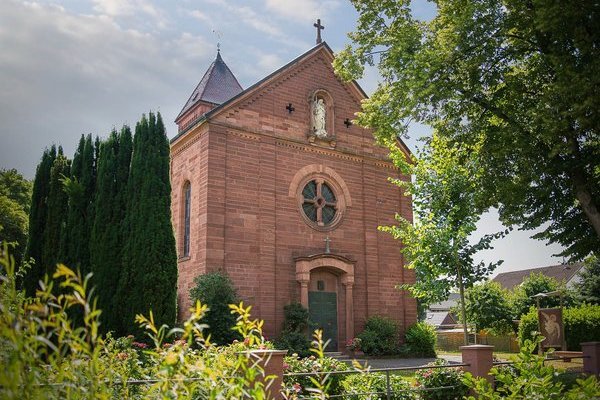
[[346, 337, 362, 351]]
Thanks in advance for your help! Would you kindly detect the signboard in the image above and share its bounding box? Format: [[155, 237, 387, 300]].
[[538, 308, 564, 349]]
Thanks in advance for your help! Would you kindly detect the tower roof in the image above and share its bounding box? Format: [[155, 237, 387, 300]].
[[176, 51, 243, 122]]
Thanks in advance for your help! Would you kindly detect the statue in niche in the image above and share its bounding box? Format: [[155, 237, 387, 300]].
[[312, 98, 327, 138]]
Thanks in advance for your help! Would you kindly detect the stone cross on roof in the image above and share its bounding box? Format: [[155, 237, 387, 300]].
[[314, 19, 324, 44]]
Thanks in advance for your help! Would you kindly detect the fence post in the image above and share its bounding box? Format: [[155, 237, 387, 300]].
[[242, 349, 288, 399], [581, 342, 600, 377], [460, 344, 494, 384]]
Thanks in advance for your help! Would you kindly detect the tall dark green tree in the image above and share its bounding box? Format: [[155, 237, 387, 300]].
[[116, 112, 177, 337], [62, 134, 96, 275], [575, 256, 600, 305], [23, 146, 57, 295], [90, 126, 132, 334], [41, 150, 70, 277]]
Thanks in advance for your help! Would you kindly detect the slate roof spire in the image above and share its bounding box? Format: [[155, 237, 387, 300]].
[[176, 50, 243, 122]]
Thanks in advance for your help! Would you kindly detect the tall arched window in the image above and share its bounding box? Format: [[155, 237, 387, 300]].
[[183, 182, 191, 257]]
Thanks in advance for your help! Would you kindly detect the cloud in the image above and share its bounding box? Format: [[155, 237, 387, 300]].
[[189, 9, 210, 23], [91, 0, 167, 29], [0, 1, 211, 177], [264, 0, 341, 22]]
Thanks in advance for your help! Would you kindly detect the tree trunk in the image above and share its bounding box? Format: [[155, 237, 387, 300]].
[[456, 267, 469, 346], [571, 171, 600, 239]]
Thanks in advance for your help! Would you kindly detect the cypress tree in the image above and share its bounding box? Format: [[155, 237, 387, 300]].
[[63, 134, 96, 275], [90, 126, 132, 334], [23, 145, 57, 295], [117, 112, 177, 337], [41, 149, 70, 277]]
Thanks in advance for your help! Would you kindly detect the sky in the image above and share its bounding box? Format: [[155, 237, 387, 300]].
[[0, 0, 565, 276]]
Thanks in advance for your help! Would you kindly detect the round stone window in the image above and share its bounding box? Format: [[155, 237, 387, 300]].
[[301, 179, 338, 227]]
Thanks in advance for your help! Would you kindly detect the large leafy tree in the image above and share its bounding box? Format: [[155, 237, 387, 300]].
[[116, 112, 177, 337], [335, 0, 600, 260], [510, 272, 577, 318], [382, 134, 504, 344], [464, 281, 514, 334], [90, 127, 132, 334], [0, 169, 32, 266]]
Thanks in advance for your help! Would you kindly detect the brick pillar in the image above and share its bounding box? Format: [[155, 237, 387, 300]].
[[241, 350, 288, 399], [582, 342, 600, 377], [461, 345, 494, 384]]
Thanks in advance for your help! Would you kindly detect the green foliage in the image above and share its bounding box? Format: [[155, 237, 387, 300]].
[[341, 373, 416, 399], [62, 134, 96, 276], [275, 302, 311, 357], [336, 0, 600, 260], [90, 127, 132, 334], [464, 339, 600, 399], [358, 315, 399, 356], [0, 245, 287, 399], [380, 134, 505, 343], [465, 281, 514, 334], [0, 168, 31, 266], [415, 359, 469, 400], [283, 340, 349, 397], [41, 150, 70, 276], [404, 322, 436, 357], [511, 272, 577, 319], [117, 112, 177, 338], [189, 270, 240, 345], [574, 256, 600, 304], [23, 145, 57, 295], [518, 304, 600, 351]]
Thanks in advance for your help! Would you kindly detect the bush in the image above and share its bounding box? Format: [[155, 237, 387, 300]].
[[283, 352, 348, 397], [274, 303, 311, 357], [341, 373, 416, 399], [415, 359, 469, 400], [404, 322, 436, 357], [189, 271, 241, 345], [518, 304, 600, 350], [0, 244, 275, 399], [358, 316, 400, 356]]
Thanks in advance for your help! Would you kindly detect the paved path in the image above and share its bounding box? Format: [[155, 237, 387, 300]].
[[338, 354, 463, 369]]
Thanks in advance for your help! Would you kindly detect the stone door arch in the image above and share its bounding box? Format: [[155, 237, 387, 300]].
[[295, 254, 355, 351]]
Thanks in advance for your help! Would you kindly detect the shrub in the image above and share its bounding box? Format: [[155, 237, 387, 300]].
[[189, 270, 241, 345], [415, 359, 469, 400], [283, 352, 348, 396], [0, 244, 276, 399], [518, 304, 600, 350], [404, 322, 436, 357], [358, 316, 400, 356], [274, 303, 311, 357], [341, 373, 416, 399]]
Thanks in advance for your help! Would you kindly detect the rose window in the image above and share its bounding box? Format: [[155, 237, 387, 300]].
[[301, 180, 337, 226]]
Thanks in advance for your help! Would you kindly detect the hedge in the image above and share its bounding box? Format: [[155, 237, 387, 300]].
[[518, 304, 600, 350]]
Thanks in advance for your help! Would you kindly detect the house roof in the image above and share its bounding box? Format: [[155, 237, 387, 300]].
[[425, 311, 457, 327], [492, 263, 584, 290], [175, 51, 243, 122], [429, 293, 460, 311]]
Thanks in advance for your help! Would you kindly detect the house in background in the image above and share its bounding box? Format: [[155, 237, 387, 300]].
[[492, 263, 584, 291], [426, 293, 459, 329]]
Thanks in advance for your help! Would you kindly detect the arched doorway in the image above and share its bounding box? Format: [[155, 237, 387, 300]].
[[295, 254, 355, 352]]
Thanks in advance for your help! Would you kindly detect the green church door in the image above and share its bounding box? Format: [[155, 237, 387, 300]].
[[308, 291, 338, 351]]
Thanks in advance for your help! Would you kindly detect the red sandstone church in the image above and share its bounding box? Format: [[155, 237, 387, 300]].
[[170, 38, 416, 351]]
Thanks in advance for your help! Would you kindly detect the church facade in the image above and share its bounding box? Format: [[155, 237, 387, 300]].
[[170, 42, 416, 350]]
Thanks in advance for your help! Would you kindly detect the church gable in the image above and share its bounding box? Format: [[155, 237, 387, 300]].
[[206, 43, 395, 160]]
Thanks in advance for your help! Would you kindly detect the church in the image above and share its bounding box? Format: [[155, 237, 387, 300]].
[[170, 29, 416, 351]]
